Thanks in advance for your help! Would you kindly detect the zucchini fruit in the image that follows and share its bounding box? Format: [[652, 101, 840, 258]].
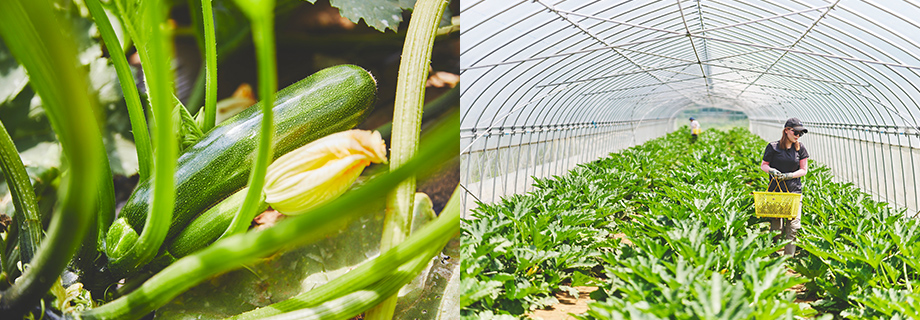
[[166, 187, 266, 258], [114, 65, 377, 250]]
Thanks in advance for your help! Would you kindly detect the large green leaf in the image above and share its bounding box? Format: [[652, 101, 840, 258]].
[[0, 7, 138, 181], [0, 40, 29, 105], [303, 0, 416, 32]]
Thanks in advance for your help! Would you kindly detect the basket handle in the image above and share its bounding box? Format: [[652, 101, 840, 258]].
[[770, 175, 790, 193]]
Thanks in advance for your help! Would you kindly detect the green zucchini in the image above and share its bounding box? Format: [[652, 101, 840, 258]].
[[165, 187, 266, 258], [115, 65, 377, 248]]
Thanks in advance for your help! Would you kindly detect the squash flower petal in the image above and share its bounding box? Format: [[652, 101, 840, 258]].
[[263, 130, 387, 215]]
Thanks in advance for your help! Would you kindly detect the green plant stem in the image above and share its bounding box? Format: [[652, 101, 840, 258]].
[[110, 0, 141, 65], [230, 186, 461, 320], [375, 84, 459, 139], [0, 0, 105, 316], [81, 113, 457, 320], [0, 241, 6, 278], [371, 0, 449, 319], [219, 1, 276, 240], [80, 2, 132, 270], [200, 0, 218, 131], [107, 0, 176, 275], [0, 120, 42, 264], [1, 247, 19, 284], [187, 65, 207, 114], [86, 0, 153, 181], [436, 15, 460, 37], [264, 246, 442, 320]]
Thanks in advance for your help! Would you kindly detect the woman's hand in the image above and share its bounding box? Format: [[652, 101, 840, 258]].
[[769, 168, 782, 177]]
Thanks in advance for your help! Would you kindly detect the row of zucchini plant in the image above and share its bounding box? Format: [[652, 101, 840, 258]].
[[461, 127, 917, 319]]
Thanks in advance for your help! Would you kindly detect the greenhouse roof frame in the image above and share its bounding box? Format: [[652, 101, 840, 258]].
[[461, 0, 920, 140]]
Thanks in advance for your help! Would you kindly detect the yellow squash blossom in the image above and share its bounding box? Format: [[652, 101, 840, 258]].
[[263, 129, 387, 215]]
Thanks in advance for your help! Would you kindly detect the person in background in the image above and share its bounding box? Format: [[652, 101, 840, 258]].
[[689, 117, 701, 143], [760, 117, 809, 256]]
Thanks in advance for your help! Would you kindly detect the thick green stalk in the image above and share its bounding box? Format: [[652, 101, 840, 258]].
[[81, 114, 457, 320], [1, 247, 20, 283], [200, 0, 218, 131], [79, 1, 134, 265], [219, 0, 276, 240], [263, 246, 442, 320], [0, 0, 104, 316], [230, 186, 461, 319], [436, 15, 460, 37], [0, 120, 42, 264], [374, 85, 459, 139], [371, 0, 449, 319], [187, 65, 208, 114], [110, 0, 140, 50], [86, 0, 153, 181], [107, 0, 176, 275], [0, 240, 5, 277]]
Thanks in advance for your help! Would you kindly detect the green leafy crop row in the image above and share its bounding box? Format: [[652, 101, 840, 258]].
[[462, 127, 919, 319]]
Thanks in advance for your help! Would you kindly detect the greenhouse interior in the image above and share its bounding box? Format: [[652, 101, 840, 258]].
[[460, 0, 920, 319]]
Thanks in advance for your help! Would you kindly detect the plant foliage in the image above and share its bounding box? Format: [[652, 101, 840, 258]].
[[462, 127, 916, 319]]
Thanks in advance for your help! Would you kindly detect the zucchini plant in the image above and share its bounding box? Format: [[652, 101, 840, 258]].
[[462, 127, 917, 319], [0, 0, 459, 319]]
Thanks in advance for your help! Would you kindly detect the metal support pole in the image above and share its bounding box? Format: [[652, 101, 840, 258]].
[[510, 126, 519, 197], [497, 128, 504, 201], [886, 130, 896, 207], [464, 129, 475, 213], [533, 125, 544, 189], [907, 132, 920, 212], [480, 130, 490, 204], [897, 132, 906, 210], [881, 129, 891, 205]]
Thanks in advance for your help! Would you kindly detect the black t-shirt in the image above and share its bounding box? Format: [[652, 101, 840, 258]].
[[762, 141, 809, 193]]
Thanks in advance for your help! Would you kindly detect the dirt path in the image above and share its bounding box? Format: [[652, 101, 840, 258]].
[[785, 268, 817, 304], [528, 286, 598, 320], [612, 233, 633, 246]]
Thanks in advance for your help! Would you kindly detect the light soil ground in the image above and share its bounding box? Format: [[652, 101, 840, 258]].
[[612, 233, 632, 246], [528, 286, 598, 320]]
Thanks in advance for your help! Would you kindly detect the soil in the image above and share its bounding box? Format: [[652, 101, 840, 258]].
[[785, 268, 817, 304], [612, 233, 632, 246], [528, 286, 598, 320]]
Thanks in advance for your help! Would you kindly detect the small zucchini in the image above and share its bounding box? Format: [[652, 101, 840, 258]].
[[165, 187, 265, 258], [115, 65, 377, 246]]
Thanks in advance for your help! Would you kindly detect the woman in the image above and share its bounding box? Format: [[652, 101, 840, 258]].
[[689, 117, 701, 143], [760, 117, 809, 256]]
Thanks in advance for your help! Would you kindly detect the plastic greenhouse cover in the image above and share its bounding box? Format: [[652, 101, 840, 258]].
[[461, 0, 920, 144]]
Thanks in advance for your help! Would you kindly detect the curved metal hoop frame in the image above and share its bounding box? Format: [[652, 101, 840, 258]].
[[461, 0, 920, 215]]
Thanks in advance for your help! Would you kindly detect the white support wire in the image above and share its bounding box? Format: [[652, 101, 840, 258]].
[[677, 0, 717, 108], [735, 0, 841, 98], [461, 83, 579, 155], [534, 0, 700, 109], [555, 8, 683, 35], [539, 62, 697, 87], [695, 35, 920, 71], [461, 35, 686, 71]]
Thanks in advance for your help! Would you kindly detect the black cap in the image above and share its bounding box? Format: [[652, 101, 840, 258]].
[[689, 117, 695, 120], [785, 117, 808, 133]]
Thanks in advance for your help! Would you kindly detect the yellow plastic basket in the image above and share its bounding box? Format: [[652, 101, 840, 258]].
[[753, 178, 801, 219]]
